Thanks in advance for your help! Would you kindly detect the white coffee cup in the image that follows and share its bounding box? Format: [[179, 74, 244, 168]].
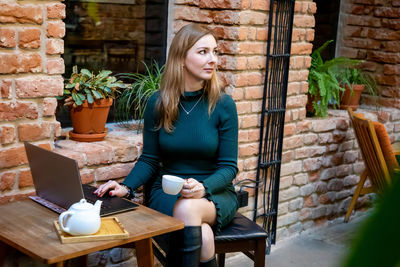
[[162, 175, 185, 195]]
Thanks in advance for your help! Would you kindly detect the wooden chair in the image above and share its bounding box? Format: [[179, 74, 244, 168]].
[[346, 109, 400, 222], [144, 184, 268, 267]]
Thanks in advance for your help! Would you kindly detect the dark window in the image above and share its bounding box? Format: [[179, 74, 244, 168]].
[[58, 0, 168, 127], [312, 0, 340, 60]]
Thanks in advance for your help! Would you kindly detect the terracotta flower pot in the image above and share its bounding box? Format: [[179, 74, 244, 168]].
[[340, 84, 364, 111], [69, 98, 113, 142]]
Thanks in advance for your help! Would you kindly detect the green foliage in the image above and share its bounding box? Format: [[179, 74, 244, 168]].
[[60, 66, 128, 107], [115, 61, 163, 129], [308, 40, 377, 117], [338, 66, 378, 97]]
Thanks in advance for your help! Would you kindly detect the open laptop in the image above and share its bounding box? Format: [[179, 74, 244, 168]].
[[24, 142, 138, 216]]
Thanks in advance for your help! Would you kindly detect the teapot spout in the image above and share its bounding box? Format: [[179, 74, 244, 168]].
[[94, 200, 102, 214]]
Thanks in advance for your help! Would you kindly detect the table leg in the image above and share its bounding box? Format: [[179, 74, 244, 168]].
[[52, 262, 64, 267], [0, 241, 7, 267], [135, 238, 154, 267]]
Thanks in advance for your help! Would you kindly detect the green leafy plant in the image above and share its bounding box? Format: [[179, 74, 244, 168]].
[[61, 65, 128, 107], [308, 40, 361, 117], [338, 66, 378, 97], [115, 61, 163, 128]]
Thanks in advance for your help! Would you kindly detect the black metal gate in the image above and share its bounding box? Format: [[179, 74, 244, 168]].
[[252, 0, 295, 254]]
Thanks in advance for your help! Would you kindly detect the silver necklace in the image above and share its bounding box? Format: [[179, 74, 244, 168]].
[[179, 96, 202, 115]]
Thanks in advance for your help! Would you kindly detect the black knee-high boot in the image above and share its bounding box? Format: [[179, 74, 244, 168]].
[[199, 255, 218, 267], [168, 226, 202, 267]]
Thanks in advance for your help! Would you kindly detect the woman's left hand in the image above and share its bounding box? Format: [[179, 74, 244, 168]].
[[180, 178, 206, 199]]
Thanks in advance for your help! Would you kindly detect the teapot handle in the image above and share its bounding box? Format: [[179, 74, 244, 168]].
[[59, 211, 73, 234]]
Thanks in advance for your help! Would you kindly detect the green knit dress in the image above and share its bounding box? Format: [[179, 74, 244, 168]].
[[123, 89, 239, 233]]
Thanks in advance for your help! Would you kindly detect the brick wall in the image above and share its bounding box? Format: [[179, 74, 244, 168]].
[[337, 0, 400, 108], [0, 1, 65, 203]]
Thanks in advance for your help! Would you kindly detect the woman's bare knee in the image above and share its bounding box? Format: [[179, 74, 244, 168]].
[[173, 198, 201, 225]]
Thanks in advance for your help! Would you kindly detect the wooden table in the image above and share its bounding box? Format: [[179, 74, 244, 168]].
[[0, 200, 184, 266]]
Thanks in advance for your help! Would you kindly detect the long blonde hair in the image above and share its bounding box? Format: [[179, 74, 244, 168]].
[[156, 24, 221, 132]]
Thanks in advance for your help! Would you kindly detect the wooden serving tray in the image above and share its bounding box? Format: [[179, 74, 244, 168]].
[[54, 217, 129, 244]]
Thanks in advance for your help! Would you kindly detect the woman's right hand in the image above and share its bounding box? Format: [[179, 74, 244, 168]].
[[93, 180, 127, 198]]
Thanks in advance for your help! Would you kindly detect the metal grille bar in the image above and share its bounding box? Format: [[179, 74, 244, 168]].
[[254, 0, 295, 254]]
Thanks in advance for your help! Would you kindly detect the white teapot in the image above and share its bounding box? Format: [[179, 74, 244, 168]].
[[58, 199, 102, 236]]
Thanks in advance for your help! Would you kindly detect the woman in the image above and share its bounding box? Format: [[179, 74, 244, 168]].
[[95, 24, 239, 267]]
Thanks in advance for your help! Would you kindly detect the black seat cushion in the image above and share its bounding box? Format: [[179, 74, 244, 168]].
[[215, 213, 268, 242]]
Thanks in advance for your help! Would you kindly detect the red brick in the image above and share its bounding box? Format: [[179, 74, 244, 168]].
[[19, 28, 41, 49], [346, 15, 381, 27], [18, 122, 53, 142], [238, 143, 258, 157], [297, 120, 312, 133], [218, 41, 239, 54], [284, 123, 296, 136], [235, 72, 262, 86], [218, 55, 246, 70], [239, 11, 267, 25], [243, 157, 258, 171], [0, 125, 15, 144], [213, 10, 240, 24], [368, 28, 400, 41], [0, 53, 42, 74], [19, 169, 33, 188], [241, 0, 250, 9], [247, 56, 266, 69], [95, 163, 135, 181], [374, 7, 400, 18], [198, 0, 242, 9], [80, 169, 95, 184], [174, 6, 213, 23], [236, 101, 252, 114], [55, 140, 114, 166], [0, 79, 12, 99], [0, 101, 38, 121], [291, 42, 313, 55], [46, 3, 66, 19], [283, 135, 303, 150], [46, 57, 65, 74], [226, 86, 244, 100], [244, 85, 263, 99], [293, 15, 315, 28], [46, 21, 65, 38], [239, 114, 259, 128], [286, 95, 308, 109], [238, 27, 249, 40], [211, 26, 239, 40], [384, 64, 400, 75], [46, 39, 64, 55], [381, 18, 400, 30], [0, 3, 43, 24], [256, 28, 268, 41], [251, 100, 262, 113], [367, 51, 400, 64], [237, 42, 265, 54], [0, 145, 27, 168], [0, 172, 16, 191], [0, 28, 16, 48], [42, 97, 58, 116], [15, 75, 63, 98], [381, 41, 400, 52], [251, 0, 270, 10]]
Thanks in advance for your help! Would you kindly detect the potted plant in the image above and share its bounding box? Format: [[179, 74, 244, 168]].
[[338, 66, 377, 111], [61, 66, 128, 142], [307, 40, 366, 117], [115, 61, 163, 130]]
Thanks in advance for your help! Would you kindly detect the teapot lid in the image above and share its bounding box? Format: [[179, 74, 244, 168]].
[[70, 199, 93, 210]]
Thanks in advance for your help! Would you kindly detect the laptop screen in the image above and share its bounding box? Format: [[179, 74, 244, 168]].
[[24, 142, 85, 209]]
